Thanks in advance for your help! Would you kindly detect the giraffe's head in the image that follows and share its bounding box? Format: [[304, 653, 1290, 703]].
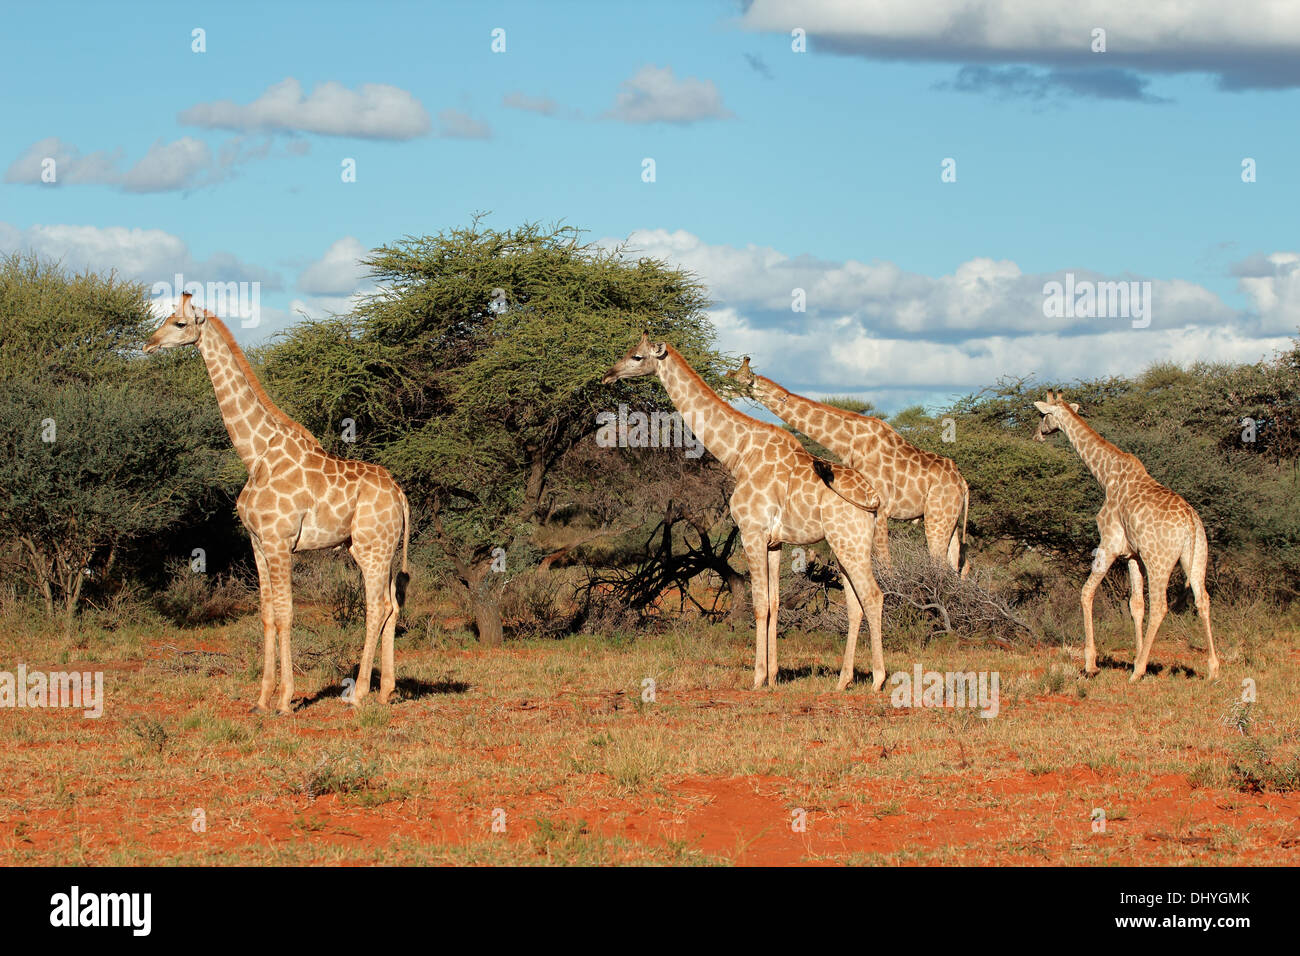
[[725, 356, 756, 388], [1032, 389, 1080, 442], [143, 293, 206, 354], [602, 333, 667, 383]]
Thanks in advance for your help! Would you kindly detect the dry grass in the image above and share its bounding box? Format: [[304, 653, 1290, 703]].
[[0, 588, 1296, 865]]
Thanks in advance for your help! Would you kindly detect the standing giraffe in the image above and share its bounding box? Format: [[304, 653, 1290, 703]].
[[603, 334, 889, 691], [727, 358, 969, 575], [144, 293, 410, 713], [1033, 390, 1218, 681]]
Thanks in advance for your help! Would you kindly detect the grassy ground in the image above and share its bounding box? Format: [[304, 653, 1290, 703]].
[[0, 591, 1297, 866]]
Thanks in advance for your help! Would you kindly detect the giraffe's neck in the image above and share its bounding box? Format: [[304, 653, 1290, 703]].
[[657, 347, 755, 472], [1054, 408, 1127, 490], [196, 316, 317, 470], [752, 375, 856, 459]]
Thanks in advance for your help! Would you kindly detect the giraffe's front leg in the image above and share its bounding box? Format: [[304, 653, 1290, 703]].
[[250, 540, 276, 714], [260, 546, 295, 715]]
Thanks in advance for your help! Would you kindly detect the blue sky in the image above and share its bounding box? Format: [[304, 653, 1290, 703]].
[[3, 1, 1298, 412]]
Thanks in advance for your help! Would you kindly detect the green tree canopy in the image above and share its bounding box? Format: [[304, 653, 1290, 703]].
[[264, 220, 730, 642]]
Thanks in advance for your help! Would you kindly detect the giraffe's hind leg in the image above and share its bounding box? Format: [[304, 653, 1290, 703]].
[[766, 547, 781, 687], [350, 542, 394, 705], [836, 572, 863, 691], [828, 516, 885, 691], [1126, 558, 1145, 662], [1181, 536, 1218, 680], [1080, 548, 1118, 676], [1132, 559, 1174, 682], [872, 512, 893, 571], [924, 486, 964, 574], [741, 535, 772, 690]]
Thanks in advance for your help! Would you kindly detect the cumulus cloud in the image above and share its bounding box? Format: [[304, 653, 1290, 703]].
[[606, 228, 1240, 336], [5, 136, 214, 192], [4, 134, 298, 192], [603, 65, 732, 124], [179, 78, 432, 139], [297, 237, 371, 295], [0, 221, 280, 290], [739, 0, 1300, 94], [600, 228, 1294, 410], [1236, 252, 1300, 334]]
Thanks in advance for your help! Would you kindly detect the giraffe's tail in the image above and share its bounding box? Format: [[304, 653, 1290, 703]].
[[813, 459, 882, 512], [395, 489, 411, 608], [958, 479, 971, 578]]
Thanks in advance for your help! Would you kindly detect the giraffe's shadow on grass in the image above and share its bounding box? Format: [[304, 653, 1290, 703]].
[[297, 674, 471, 710], [1094, 654, 1200, 678], [777, 663, 877, 685]]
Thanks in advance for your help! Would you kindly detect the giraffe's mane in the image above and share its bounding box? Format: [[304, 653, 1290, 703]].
[[202, 312, 323, 449], [756, 374, 883, 426], [665, 344, 788, 437], [1055, 402, 1142, 469]]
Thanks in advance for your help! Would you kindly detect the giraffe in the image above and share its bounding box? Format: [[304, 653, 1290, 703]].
[[144, 293, 410, 713], [603, 334, 889, 691], [727, 357, 969, 575], [1033, 390, 1218, 682]]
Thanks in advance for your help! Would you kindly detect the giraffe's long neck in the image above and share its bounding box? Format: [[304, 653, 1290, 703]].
[[196, 316, 315, 470], [657, 347, 755, 472], [752, 375, 856, 460], [1054, 408, 1124, 489]]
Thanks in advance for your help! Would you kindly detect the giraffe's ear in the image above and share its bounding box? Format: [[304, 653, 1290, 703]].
[[1033, 401, 1052, 414], [651, 341, 667, 360], [741, 356, 751, 368], [1068, 402, 1080, 413]]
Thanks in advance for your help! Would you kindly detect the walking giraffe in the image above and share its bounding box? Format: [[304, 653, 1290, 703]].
[[727, 358, 969, 575], [603, 334, 889, 691], [1033, 390, 1218, 681], [145, 293, 410, 713]]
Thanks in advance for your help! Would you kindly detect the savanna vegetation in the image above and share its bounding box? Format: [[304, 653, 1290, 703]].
[[1, 227, 1297, 865]]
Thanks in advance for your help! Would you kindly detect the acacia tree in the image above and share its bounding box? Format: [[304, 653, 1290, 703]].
[[264, 220, 729, 643], [0, 255, 224, 626]]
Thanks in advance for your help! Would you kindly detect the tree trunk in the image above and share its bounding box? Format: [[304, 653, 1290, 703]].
[[725, 566, 749, 626], [471, 591, 504, 647]]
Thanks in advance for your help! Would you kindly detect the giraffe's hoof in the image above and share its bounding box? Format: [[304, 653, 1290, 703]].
[[249, 703, 270, 715], [835, 680, 851, 692], [871, 675, 886, 692], [1128, 671, 1145, 684], [751, 677, 766, 691], [1084, 667, 1100, 678]]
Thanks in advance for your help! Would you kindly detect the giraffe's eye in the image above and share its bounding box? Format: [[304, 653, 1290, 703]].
[[175, 321, 187, 328], [632, 354, 643, 360]]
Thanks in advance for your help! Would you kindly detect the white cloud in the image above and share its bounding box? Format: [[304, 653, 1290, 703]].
[[120, 138, 213, 192], [5, 136, 214, 192], [603, 65, 732, 124], [0, 221, 279, 289], [608, 228, 1241, 336], [297, 237, 371, 295], [601, 228, 1294, 410], [436, 108, 491, 139], [178, 78, 432, 140], [739, 1, 1300, 91], [1237, 252, 1300, 334]]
